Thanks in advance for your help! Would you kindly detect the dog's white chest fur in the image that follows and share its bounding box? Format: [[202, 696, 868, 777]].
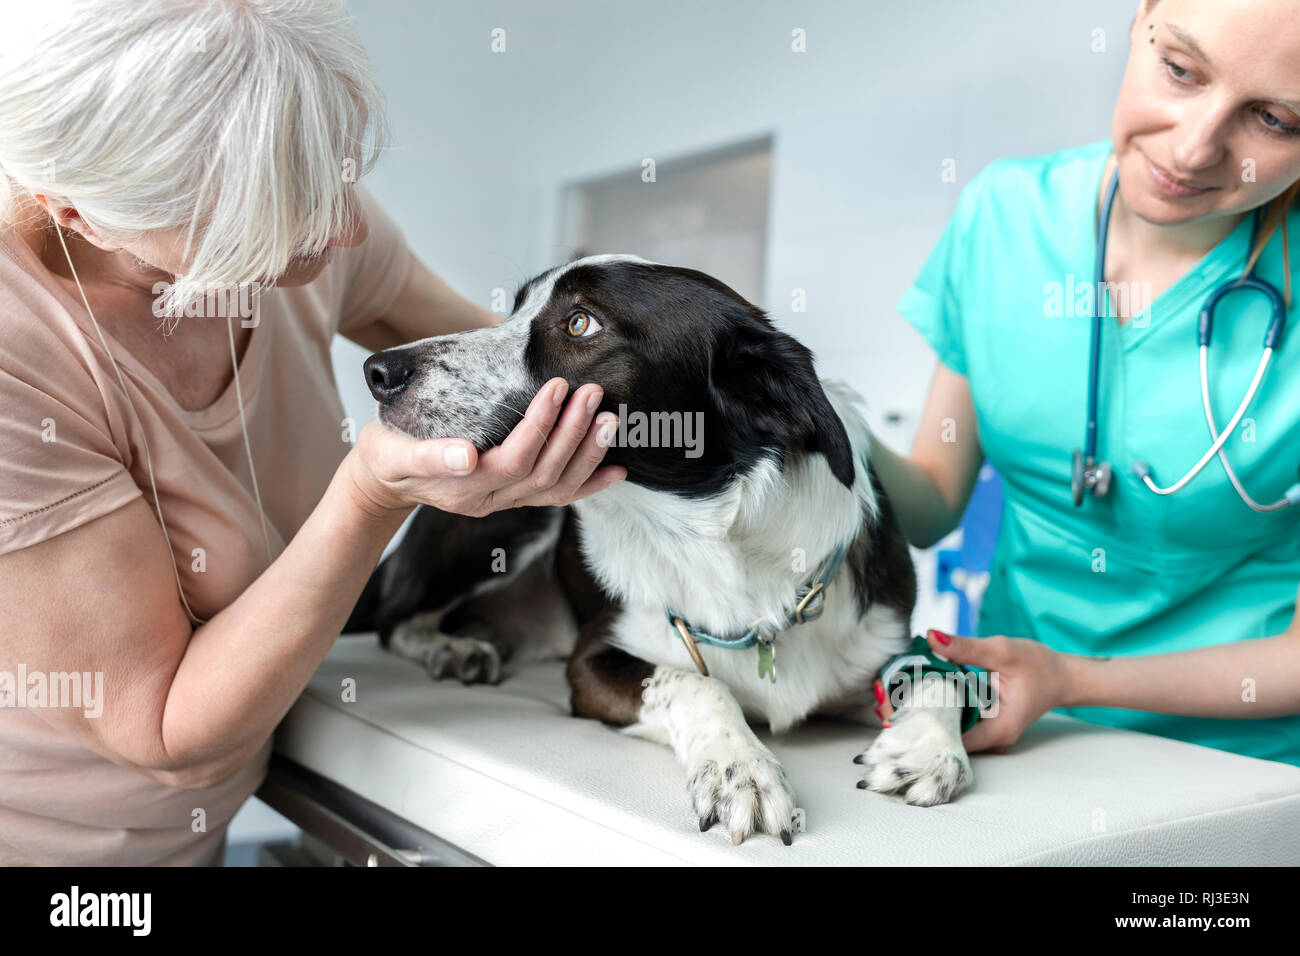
[[572, 382, 910, 733]]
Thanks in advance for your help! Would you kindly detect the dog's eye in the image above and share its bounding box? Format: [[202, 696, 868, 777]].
[[566, 310, 603, 338]]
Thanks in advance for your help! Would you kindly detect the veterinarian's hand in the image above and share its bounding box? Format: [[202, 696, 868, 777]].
[[875, 629, 1072, 754], [346, 377, 626, 518]]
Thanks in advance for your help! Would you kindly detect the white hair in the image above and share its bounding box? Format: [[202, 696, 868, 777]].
[[0, 0, 390, 315]]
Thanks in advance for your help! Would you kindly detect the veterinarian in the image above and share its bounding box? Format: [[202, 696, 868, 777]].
[[0, 1, 625, 865], [874, 0, 1300, 766]]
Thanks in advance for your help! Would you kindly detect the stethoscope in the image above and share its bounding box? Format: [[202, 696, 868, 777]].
[[1072, 166, 1300, 512]]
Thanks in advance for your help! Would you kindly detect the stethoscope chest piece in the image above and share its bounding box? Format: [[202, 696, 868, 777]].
[[1071, 449, 1113, 506]]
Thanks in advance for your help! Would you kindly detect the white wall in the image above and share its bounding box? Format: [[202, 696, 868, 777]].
[[333, 0, 1136, 442]]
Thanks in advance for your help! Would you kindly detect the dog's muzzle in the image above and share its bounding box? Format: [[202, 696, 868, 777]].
[[359, 320, 534, 445]]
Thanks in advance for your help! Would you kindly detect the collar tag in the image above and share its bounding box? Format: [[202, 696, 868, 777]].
[[757, 637, 776, 683]]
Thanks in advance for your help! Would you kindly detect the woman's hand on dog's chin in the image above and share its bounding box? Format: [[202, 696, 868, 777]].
[[343, 377, 626, 520]]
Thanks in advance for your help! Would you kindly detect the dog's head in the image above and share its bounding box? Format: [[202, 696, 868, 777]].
[[364, 255, 854, 495]]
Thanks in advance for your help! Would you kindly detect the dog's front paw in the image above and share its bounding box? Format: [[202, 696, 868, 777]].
[[421, 634, 503, 685], [688, 745, 801, 845], [854, 708, 972, 806]]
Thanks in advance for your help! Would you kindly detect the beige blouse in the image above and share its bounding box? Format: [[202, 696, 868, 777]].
[[0, 185, 412, 864]]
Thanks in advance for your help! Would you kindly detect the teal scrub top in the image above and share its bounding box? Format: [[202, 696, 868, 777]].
[[897, 139, 1300, 767]]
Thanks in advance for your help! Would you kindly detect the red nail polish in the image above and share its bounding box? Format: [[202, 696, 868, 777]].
[[873, 682, 885, 705], [930, 629, 952, 645], [873, 706, 882, 718], [882, 722, 892, 729]]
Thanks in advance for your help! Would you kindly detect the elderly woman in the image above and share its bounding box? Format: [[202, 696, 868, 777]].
[[0, 0, 625, 864]]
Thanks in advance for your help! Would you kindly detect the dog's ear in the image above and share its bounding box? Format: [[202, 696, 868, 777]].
[[707, 321, 856, 489]]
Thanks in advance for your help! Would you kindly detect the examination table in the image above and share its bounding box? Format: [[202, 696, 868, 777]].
[[261, 635, 1300, 866]]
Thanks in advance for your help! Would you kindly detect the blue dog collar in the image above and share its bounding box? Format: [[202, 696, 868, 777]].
[[665, 542, 850, 680]]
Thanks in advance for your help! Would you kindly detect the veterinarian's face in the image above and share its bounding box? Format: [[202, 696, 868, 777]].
[[364, 255, 854, 495], [1111, 0, 1300, 225]]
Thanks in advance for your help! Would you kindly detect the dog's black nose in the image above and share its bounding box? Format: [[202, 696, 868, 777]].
[[364, 349, 415, 403]]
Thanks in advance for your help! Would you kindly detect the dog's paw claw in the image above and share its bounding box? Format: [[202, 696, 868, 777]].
[[687, 750, 798, 845], [856, 709, 972, 806]]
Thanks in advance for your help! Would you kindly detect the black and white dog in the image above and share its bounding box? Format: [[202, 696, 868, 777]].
[[346, 255, 973, 844]]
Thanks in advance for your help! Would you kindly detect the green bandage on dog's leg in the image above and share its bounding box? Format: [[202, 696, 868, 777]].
[[877, 635, 981, 733]]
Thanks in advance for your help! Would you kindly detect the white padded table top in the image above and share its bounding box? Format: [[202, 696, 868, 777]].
[[273, 636, 1300, 866]]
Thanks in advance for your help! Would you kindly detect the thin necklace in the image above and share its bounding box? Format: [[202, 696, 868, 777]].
[[52, 226, 273, 626]]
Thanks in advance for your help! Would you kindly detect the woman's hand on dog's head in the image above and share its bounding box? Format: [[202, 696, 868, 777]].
[[345, 377, 626, 519]]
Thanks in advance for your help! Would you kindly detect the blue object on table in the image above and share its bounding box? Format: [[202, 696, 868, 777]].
[[934, 464, 1003, 635]]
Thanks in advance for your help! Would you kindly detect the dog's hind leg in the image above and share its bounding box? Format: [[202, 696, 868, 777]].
[[389, 609, 506, 685], [373, 505, 569, 684]]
